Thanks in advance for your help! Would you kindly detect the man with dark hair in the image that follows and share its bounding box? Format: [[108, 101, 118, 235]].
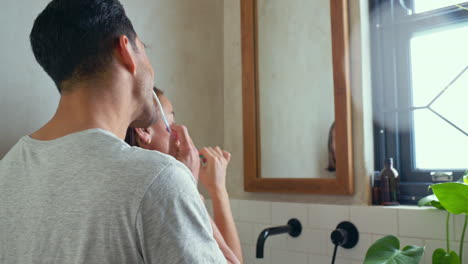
[[0, 0, 231, 263]]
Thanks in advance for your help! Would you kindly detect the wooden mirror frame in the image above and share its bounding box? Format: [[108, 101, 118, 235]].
[[241, 0, 354, 194]]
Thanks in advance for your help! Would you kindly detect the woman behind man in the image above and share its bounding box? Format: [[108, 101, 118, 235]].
[[125, 87, 242, 263]]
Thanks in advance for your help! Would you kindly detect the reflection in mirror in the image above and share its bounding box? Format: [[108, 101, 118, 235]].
[[257, 0, 335, 178], [241, 0, 353, 194]]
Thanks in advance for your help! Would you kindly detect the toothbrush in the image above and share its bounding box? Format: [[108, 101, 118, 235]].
[[199, 155, 208, 167], [152, 90, 172, 133], [153, 90, 206, 167]]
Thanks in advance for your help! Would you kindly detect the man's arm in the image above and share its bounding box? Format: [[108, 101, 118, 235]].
[[167, 126, 241, 263], [135, 162, 226, 264]]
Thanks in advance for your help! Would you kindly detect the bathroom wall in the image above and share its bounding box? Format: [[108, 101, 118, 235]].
[[0, 0, 224, 158], [0, 0, 59, 158], [124, 0, 224, 149], [223, 0, 374, 203], [206, 199, 467, 264]]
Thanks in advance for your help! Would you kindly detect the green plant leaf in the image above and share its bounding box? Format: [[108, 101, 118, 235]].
[[431, 183, 468, 215], [432, 248, 460, 264], [418, 194, 445, 210], [456, 176, 467, 183], [364, 235, 424, 264]]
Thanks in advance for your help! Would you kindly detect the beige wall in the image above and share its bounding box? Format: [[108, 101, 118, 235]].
[[0, 0, 59, 159], [0, 0, 224, 158], [223, 0, 374, 204], [124, 0, 224, 149]]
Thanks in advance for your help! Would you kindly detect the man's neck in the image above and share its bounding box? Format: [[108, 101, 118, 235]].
[[31, 83, 133, 141]]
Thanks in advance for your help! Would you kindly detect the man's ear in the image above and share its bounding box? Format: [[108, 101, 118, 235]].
[[114, 35, 137, 75], [135, 127, 152, 145]]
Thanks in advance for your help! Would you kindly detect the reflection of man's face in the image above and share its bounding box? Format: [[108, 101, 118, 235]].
[[327, 124, 336, 172], [332, 126, 336, 155], [129, 37, 157, 128]]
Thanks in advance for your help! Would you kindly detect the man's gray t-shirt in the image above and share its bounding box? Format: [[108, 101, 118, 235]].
[[0, 129, 226, 263]]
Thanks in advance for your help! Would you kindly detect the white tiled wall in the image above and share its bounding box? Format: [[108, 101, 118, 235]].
[[205, 199, 466, 264]]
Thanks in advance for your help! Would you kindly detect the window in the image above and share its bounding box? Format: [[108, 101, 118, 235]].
[[370, 0, 468, 204]]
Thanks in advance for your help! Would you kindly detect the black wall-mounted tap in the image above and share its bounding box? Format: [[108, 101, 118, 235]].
[[256, 218, 302, 258], [330, 221, 359, 264]]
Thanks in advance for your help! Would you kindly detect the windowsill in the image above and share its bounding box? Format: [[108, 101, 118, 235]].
[[370, 204, 441, 211]]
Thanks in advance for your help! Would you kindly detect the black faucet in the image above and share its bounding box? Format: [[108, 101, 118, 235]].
[[256, 218, 302, 258], [330, 221, 359, 264]]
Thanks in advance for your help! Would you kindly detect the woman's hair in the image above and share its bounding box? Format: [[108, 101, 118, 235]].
[[124, 87, 164, 147]]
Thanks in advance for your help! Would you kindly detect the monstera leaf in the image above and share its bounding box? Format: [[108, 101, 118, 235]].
[[364, 235, 424, 264], [430, 183, 468, 215], [418, 194, 445, 210], [432, 248, 460, 264]]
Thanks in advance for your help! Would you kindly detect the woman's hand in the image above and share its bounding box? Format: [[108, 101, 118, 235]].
[[198, 147, 231, 195], [200, 148, 243, 263], [169, 124, 200, 182]]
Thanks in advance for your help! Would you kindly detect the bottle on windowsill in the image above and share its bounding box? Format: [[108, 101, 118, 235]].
[[371, 171, 380, 205], [379, 158, 400, 206]]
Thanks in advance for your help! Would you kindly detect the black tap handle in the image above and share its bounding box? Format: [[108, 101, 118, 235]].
[[287, 218, 302, 237], [331, 228, 347, 246], [330, 221, 359, 249], [256, 218, 302, 259]]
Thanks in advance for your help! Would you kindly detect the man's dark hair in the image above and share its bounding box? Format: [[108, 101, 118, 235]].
[[30, 0, 137, 92]]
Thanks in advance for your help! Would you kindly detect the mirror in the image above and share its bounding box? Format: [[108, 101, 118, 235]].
[[241, 0, 354, 194], [257, 0, 335, 179]]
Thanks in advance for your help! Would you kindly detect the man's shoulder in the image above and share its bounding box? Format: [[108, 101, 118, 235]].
[[121, 147, 198, 214], [114, 145, 179, 180], [87, 129, 178, 177], [120, 145, 174, 166], [122, 146, 194, 187]]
